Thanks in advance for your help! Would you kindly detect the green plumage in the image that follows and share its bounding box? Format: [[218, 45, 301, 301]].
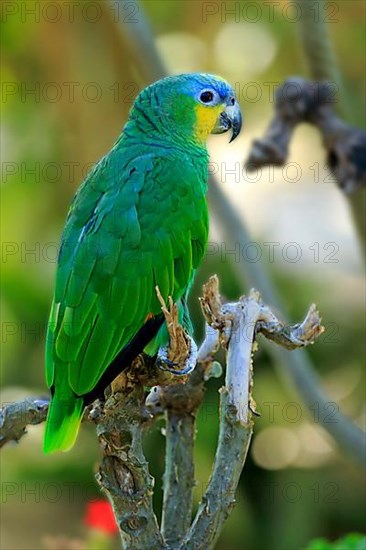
[[44, 73, 240, 453]]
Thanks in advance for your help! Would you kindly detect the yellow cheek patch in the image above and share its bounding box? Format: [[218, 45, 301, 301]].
[[194, 104, 224, 142]]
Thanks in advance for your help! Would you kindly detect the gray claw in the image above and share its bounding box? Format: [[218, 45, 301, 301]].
[[157, 336, 198, 376], [156, 355, 178, 370]]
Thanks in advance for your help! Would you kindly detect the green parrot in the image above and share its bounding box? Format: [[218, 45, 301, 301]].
[[44, 73, 242, 453]]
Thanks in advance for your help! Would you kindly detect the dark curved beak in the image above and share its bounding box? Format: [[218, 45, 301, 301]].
[[212, 100, 242, 143]]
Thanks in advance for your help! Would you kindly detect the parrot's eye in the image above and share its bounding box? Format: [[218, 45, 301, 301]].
[[199, 90, 215, 104]]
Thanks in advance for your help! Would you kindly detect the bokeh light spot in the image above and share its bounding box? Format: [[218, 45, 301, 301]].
[[252, 426, 300, 470], [214, 22, 277, 78]]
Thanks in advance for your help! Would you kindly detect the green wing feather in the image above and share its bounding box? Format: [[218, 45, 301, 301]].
[[44, 146, 208, 452]]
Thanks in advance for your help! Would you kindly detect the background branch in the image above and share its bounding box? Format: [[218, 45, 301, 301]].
[[297, 0, 365, 249], [246, 78, 366, 194], [247, 0, 366, 245], [297, 0, 346, 108]]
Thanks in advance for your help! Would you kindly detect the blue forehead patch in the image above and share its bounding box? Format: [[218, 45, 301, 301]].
[[154, 73, 233, 101], [186, 73, 232, 100]]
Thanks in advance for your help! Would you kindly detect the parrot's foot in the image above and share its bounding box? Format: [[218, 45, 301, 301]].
[[157, 335, 198, 376], [154, 286, 198, 376]]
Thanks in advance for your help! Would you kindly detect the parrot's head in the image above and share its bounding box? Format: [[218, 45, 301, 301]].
[[130, 73, 242, 145]]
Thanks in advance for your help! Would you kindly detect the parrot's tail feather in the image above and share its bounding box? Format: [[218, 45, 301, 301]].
[[43, 393, 84, 454]]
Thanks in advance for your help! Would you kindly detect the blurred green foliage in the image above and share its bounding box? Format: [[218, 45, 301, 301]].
[[1, 1, 365, 549], [305, 533, 366, 550]]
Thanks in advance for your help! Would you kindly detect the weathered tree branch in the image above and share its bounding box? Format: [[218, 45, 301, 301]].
[[89, 361, 165, 550], [181, 276, 324, 549], [0, 397, 49, 448], [157, 367, 205, 547], [0, 276, 325, 550], [161, 408, 195, 545], [182, 286, 258, 550]]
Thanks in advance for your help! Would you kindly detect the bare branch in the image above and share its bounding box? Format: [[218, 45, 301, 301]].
[[158, 367, 205, 547], [90, 378, 165, 550], [197, 323, 220, 364], [0, 397, 49, 449], [0, 276, 326, 550], [182, 277, 324, 548], [162, 409, 195, 546], [257, 302, 324, 350], [183, 390, 253, 550]]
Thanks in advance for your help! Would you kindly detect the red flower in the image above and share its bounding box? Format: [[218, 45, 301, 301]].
[[84, 500, 118, 535]]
